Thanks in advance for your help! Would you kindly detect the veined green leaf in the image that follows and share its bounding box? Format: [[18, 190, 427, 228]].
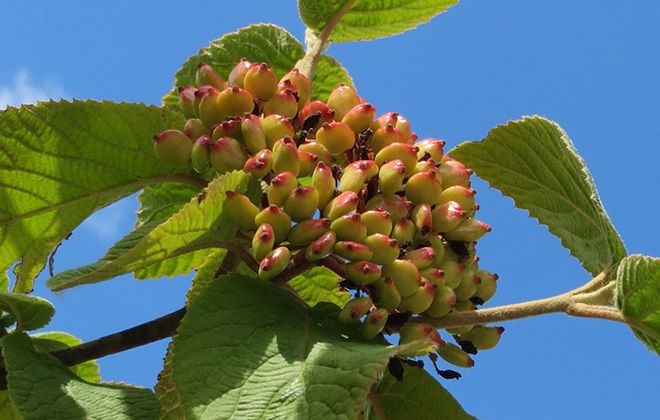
[[47, 171, 260, 291], [615, 254, 660, 355], [161, 24, 352, 107], [449, 116, 626, 276], [368, 365, 475, 419], [3, 332, 159, 420], [299, 0, 459, 42], [0, 391, 23, 420], [169, 273, 396, 418], [289, 266, 350, 307], [30, 331, 101, 383], [0, 292, 54, 331], [136, 183, 200, 228], [0, 100, 187, 292]]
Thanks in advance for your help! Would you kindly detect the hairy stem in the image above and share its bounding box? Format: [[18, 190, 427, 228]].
[[296, 0, 358, 79], [367, 385, 388, 420]]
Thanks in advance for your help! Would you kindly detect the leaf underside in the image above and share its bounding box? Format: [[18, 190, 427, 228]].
[[0, 292, 54, 331]]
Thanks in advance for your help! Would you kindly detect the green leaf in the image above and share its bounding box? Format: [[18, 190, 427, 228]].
[[369, 365, 475, 420], [449, 116, 626, 276], [0, 391, 23, 420], [615, 254, 660, 355], [47, 171, 260, 291], [3, 332, 159, 420], [299, 0, 459, 42], [0, 100, 186, 292], [30, 331, 101, 383], [136, 183, 200, 227], [289, 266, 350, 307], [161, 24, 352, 107], [0, 292, 54, 331], [169, 273, 396, 418]]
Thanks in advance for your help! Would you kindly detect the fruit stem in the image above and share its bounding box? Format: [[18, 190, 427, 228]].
[[296, 0, 358, 79]]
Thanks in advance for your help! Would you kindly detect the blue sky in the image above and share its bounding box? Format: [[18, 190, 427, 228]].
[[1, 1, 659, 419]]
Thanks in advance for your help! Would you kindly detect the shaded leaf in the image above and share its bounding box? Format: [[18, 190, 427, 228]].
[[161, 24, 352, 107], [369, 364, 475, 419], [615, 254, 660, 355], [136, 183, 200, 228], [30, 331, 101, 383], [47, 171, 260, 291], [299, 0, 459, 42], [0, 100, 185, 292], [0, 292, 54, 331], [170, 273, 396, 418], [289, 266, 350, 307], [449, 116, 626, 276], [0, 391, 23, 420], [3, 332, 159, 420]]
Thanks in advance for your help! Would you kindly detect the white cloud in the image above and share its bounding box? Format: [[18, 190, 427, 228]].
[[0, 70, 67, 110], [81, 198, 137, 241]]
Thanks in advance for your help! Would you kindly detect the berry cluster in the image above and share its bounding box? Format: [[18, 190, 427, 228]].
[[153, 60, 503, 371]]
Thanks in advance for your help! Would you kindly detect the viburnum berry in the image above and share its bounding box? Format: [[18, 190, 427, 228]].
[[156, 60, 501, 371]]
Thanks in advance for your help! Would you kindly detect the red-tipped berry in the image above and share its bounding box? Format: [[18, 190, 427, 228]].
[[338, 296, 373, 324], [227, 58, 252, 88], [272, 137, 301, 176], [178, 86, 197, 118], [331, 212, 367, 242], [437, 343, 474, 368], [210, 136, 248, 174], [184, 118, 210, 140], [255, 205, 292, 243], [324, 191, 359, 221], [258, 246, 291, 280], [398, 322, 443, 357], [426, 285, 457, 318], [305, 230, 336, 261], [287, 218, 331, 246], [244, 63, 278, 101], [327, 84, 361, 120], [382, 259, 420, 297], [196, 63, 227, 90], [445, 218, 491, 241], [362, 308, 389, 340], [361, 209, 392, 236], [342, 103, 376, 134], [334, 241, 374, 261], [153, 129, 193, 167], [261, 114, 295, 149], [284, 186, 319, 222], [372, 277, 402, 312], [266, 171, 298, 206], [364, 233, 400, 265], [375, 142, 418, 173], [191, 135, 213, 174], [345, 261, 381, 286], [432, 201, 467, 233], [312, 162, 336, 209], [405, 170, 443, 206], [252, 223, 275, 261], [315, 121, 356, 155], [263, 89, 298, 118], [240, 114, 267, 154], [224, 191, 259, 232], [243, 149, 273, 179]]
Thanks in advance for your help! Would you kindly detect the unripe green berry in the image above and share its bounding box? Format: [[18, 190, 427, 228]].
[[287, 218, 331, 246], [378, 159, 406, 194], [197, 87, 225, 130], [369, 125, 409, 153], [439, 157, 472, 189], [391, 218, 416, 245], [297, 150, 319, 177], [412, 160, 438, 175], [272, 137, 301, 176], [412, 203, 433, 237], [263, 88, 298, 119], [459, 326, 505, 350], [210, 137, 248, 174], [284, 186, 319, 222], [258, 246, 291, 280], [252, 223, 275, 261], [305, 230, 336, 261], [438, 260, 464, 289], [280, 68, 312, 108], [404, 247, 436, 269], [445, 218, 491, 241], [427, 234, 447, 265], [375, 142, 419, 173], [425, 285, 456, 318], [192, 86, 217, 117], [217, 86, 255, 118], [267, 171, 298, 206], [474, 270, 498, 303], [312, 162, 337, 209], [432, 201, 467, 233], [261, 114, 295, 149], [178, 86, 197, 118], [190, 135, 213, 174], [228, 58, 252, 88], [299, 141, 334, 166], [416, 138, 445, 162], [224, 191, 259, 232], [212, 118, 242, 141], [334, 241, 374, 261], [453, 269, 481, 301], [153, 129, 193, 167], [398, 322, 443, 357], [420, 267, 445, 287], [398, 279, 437, 313], [436, 342, 474, 368], [316, 121, 356, 155], [382, 259, 420, 297], [439, 186, 476, 214], [361, 308, 389, 340], [363, 233, 400, 265], [240, 113, 267, 154], [361, 209, 392, 236], [196, 63, 227, 90], [338, 164, 368, 193], [342, 103, 376, 134], [243, 149, 273, 179], [324, 191, 359, 221], [370, 112, 412, 138], [244, 63, 278, 101], [331, 213, 367, 242], [405, 170, 443, 206], [365, 194, 412, 223], [255, 205, 292, 243], [345, 261, 382, 286], [372, 277, 401, 312], [184, 118, 210, 140], [327, 84, 361, 120], [338, 296, 373, 324]]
